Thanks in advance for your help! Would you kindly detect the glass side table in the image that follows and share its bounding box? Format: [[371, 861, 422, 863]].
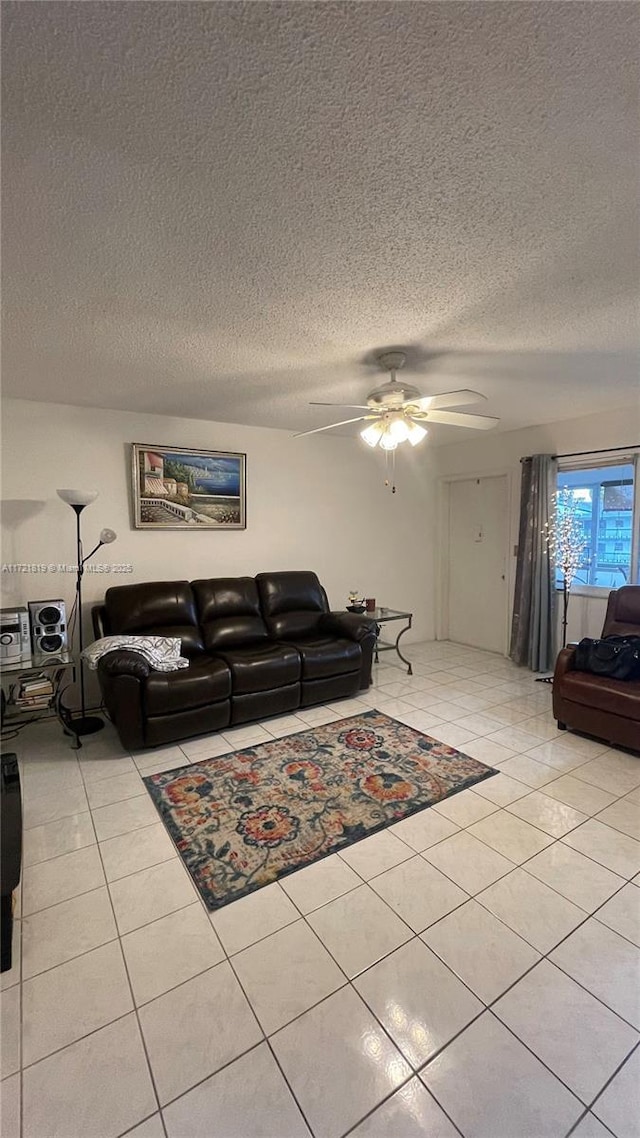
[[0, 652, 83, 748], [370, 607, 413, 675]]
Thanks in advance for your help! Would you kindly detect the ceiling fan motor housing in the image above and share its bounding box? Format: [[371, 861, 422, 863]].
[[366, 380, 422, 409], [368, 350, 423, 409]]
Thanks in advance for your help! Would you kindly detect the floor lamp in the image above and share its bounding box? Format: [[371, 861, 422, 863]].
[[56, 489, 117, 736]]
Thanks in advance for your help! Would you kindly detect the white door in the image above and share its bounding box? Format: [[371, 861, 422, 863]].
[[447, 475, 508, 653]]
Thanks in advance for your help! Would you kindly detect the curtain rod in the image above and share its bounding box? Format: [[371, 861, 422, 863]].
[[520, 444, 640, 463]]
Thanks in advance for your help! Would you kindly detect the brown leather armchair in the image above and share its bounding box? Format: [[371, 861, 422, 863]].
[[553, 586, 640, 752]]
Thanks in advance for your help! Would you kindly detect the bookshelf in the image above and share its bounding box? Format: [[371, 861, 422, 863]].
[[1, 653, 77, 740]]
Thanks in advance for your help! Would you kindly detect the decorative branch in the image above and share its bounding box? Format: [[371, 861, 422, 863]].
[[542, 486, 588, 647]]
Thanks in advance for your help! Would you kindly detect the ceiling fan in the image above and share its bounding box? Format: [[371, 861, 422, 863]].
[[295, 350, 499, 449]]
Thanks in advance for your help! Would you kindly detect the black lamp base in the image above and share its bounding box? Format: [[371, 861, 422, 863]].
[[68, 715, 104, 736]]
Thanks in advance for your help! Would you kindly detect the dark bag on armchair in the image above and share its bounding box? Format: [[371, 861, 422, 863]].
[[574, 635, 640, 681]]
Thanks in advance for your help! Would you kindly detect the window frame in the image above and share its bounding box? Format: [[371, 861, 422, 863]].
[[555, 453, 640, 597]]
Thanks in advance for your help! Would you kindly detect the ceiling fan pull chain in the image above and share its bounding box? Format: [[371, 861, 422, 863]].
[[383, 448, 397, 493]]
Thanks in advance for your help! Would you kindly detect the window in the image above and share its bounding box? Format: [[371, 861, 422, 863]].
[[555, 460, 640, 590]]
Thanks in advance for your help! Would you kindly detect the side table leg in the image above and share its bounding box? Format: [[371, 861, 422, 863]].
[[395, 622, 413, 675], [56, 689, 82, 749]]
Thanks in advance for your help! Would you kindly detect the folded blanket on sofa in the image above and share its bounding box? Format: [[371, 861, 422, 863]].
[[83, 635, 190, 672]]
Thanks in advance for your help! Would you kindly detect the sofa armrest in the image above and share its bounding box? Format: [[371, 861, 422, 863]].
[[320, 611, 378, 643], [553, 645, 577, 686], [97, 650, 151, 681], [95, 651, 149, 751]]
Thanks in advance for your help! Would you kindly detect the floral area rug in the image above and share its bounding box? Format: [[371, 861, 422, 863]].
[[143, 710, 497, 910]]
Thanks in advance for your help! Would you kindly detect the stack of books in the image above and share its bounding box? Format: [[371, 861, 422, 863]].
[[13, 674, 54, 710]]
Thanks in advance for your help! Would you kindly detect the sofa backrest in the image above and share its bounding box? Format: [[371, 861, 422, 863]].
[[602, 585, 640, 638], [192, 577, 269, 650], [256, 571, 329, 639], [99, 572, 333, 655], [103, 581, 204, 656]]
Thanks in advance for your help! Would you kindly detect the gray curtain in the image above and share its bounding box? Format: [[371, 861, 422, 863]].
[[510, 454, 557, 671]]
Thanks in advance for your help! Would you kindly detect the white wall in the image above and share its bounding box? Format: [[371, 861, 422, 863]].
[[433, 405, 640, 646], [4, 397, 636, 667], [1, 399, 435, 646]]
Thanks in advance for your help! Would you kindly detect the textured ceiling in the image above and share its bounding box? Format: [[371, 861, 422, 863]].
[[2, 1, 639, 444]]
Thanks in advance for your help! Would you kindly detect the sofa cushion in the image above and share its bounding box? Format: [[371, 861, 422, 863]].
[[217, 643, 301, 694], [192, 578, 269, 650], [104, 581, 204, 656], [282, 635, 361, 680], [144, 657, 231, 715], [562, 671, 640, 723], [256, 571, 328, 639]]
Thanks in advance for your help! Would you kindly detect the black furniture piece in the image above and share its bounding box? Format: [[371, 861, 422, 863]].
[[92, 571, 377, 750], [1, 753, 22, 973]]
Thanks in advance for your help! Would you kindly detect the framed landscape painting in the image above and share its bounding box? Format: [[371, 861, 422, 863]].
[[131, 443, 246, 529]]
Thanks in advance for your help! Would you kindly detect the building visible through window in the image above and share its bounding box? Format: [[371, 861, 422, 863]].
[[555, 462, 637, 589]]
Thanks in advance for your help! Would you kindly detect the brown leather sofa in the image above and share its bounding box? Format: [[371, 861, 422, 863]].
[[553, 586, 640, 752], [92, 571, 377, 750]]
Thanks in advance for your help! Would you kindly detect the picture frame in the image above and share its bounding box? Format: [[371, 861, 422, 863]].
[[131, 443, 246, 529]]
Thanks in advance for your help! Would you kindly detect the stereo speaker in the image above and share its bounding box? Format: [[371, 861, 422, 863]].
[[28, 600, 68, 656]]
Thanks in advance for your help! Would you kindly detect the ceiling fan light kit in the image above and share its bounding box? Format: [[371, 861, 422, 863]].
[[360, 413, 428, 451], [296, 349, 500, 453]]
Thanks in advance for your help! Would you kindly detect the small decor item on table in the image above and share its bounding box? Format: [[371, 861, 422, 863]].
[[347, 589, 366, 613], [365, 598, 376, 612]]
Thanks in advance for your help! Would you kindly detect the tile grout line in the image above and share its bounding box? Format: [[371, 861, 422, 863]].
[[116, 1111, 166, 1138], [423, 816, 640, 1033], [202, 753, 592, 1138], [19, 817, 636, 1135], [76, 758, 171, 1138], [214, 937, 320, 1137], [15, 671, 639, 1138], [581, 1037, 640, 1127], [21, 731, 640, 975], [338, 1072, 466, 1138], [191, 772, 445, 1138], [19, 1009, 134, 1075], [16, 736, 82, 1138], [564, 1110, 618, 1138], [269, 746, 640, 1126]]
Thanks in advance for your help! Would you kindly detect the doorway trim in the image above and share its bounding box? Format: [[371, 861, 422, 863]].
[[436, 468, 515, 655]]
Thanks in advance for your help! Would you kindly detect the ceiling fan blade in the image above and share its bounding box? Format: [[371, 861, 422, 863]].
[[404, 389, 487, 412], [309, 402, 371, 410], [427, 410, 499, 430], [294, 415, 370, 438]]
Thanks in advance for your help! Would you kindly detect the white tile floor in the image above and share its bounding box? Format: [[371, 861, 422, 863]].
[[2, 640, 640, 1138]]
